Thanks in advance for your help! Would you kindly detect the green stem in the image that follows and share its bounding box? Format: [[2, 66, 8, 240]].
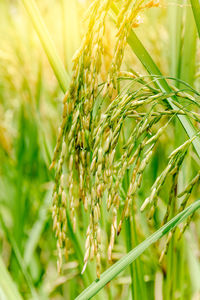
[[125, 218, 135, 299], [66, 211, 92, 287], [168, 0, 183, 81], [165, 173, 178, 300], [66, 210, 104, 300], [132, 213, 147, 300]]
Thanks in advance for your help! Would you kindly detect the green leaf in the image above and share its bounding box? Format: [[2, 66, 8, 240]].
[[24, 190, 51, 265], [168, 0, 183, 80], [0, 213, 38, 299], [179, 2, 197, 87], [22, 0, 69, 92], [75, 200, 200, 300], [190, 0, 200, 38], [0, 257, 23, 300]]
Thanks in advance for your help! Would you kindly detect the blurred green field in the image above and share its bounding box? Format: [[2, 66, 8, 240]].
[[0, 1, 200, 299]]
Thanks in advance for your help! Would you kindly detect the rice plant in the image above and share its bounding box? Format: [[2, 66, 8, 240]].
[[0, 0, 200, 299]]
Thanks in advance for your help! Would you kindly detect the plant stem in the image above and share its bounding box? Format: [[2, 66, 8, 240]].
[[125, 218, 135, 299]]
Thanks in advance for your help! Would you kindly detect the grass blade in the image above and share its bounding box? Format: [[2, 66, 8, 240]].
[[75, 200, 200, 300], [168, 0, 183, 80], [21, 0, 69, 92], [24, 190, 51, 265], [179, 3, 197, 87], [0, 257, 23, 300], [0, 213, 38, 299], [190, 0, 200, 38]]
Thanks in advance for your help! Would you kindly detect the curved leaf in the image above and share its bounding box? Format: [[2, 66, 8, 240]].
[[76, 200, 200, 300]]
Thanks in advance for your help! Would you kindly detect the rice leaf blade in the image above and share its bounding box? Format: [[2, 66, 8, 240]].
[[190, 0, 200, 38], [75, 200, 200, 300], [0, 257, 23, 300], [22, 0, 69, 92]]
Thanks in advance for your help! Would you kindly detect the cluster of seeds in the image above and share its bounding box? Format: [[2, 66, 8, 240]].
[[51, 0, 113, 276], [159, 169, 200, 262], [107, 0, 160, 94], [50, 0, 200, 278]]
